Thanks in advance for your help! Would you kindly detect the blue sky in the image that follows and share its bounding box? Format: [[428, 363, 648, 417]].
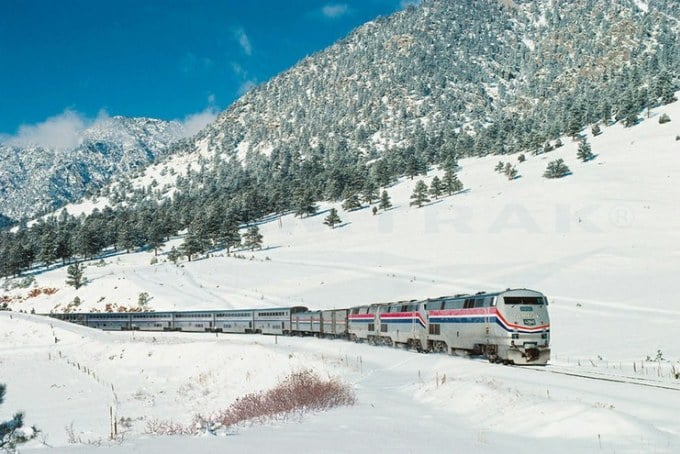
[[0, 0, 417, 145]]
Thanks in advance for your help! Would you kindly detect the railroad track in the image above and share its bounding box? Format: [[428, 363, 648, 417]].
[[525, 364, 680, 392]]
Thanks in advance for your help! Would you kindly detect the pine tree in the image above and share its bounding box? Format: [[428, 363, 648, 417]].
[[361, 179, 379, 205], [409, 180, 430, 208], [577, 139, 595, 162], [442, 169, 463, 195], [429, 176, 443, 199], [217, 218, 241, 255], [66, 262, 84, 289], [242, 226, 263, 251], [591, 123, 602, 136], [293, 190, 318, 218], [323, 208, 342, 229], [38, 230, 57, 267], [378, 190, 392, 211], [180, 229, 203, 261], [167, 246, 180, 264], [494, 161, 505, 173], [504, 163, 518, 180], [544, 159, 571, 179], [1, 384, 38, 451], [341, 194, 362, 212]]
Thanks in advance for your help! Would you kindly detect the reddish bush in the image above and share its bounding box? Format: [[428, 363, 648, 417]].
[[212, 369, 356, 429], [146, 370, 356, 436]]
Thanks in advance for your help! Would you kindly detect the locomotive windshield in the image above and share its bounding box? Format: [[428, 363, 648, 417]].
[[503, 296, 545, 305]]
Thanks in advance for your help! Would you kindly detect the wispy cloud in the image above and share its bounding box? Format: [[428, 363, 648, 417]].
[[180, 105, 218, 137], [231, 62, 257, 96], [233, 27, 252, 56], [400, 0, 421, 8], [322, 3, 350, 19], [2, 110, 92, 150]]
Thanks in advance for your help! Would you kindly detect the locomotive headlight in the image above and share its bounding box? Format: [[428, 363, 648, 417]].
[[541, 333, 548, 339], [511, 333, 519, 339]]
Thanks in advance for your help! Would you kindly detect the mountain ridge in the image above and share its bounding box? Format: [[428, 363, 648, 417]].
[[1, 0, 678, 223]]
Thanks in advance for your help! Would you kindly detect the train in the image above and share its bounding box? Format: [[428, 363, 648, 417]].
[[47, 288, 550, 365]]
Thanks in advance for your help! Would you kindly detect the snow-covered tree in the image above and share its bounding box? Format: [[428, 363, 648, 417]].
[[323, 208, 342, 229], [409, 180, 430, 208], [66, 262, 85, 289], [544, 159, 571, 178], [1, 384, 38, 451], [378, 190, 392, 211], [242, 226, 263, 251], [429, 176, 443, 199], [342, 194, 362, 212], [577, 139, 595, 162]]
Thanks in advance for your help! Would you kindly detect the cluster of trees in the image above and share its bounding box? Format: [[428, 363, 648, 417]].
[[0, 131, 464, 278]]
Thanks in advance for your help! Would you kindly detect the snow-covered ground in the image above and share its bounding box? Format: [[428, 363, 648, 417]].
[[2, 99, 680, 452]]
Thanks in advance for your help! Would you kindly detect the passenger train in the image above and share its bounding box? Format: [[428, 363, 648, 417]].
[[47, 288, 550, 365]]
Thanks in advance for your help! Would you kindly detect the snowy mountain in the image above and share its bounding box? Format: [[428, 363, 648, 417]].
[[0, 116, 188, 222], [190, 0, 678, 163], [2, 0, 678, 224]]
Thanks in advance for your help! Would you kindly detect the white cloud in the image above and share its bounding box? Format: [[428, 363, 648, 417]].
[[400, 0, 421, 8], [322, 3, 350, 19], [233, 27, 252, 56], [180, 106, 218, 137], [3, 110, 90, 150]]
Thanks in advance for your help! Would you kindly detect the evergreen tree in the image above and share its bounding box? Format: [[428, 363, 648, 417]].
[[378, 190, 392, 211], [167, 246, 180, 264], [293, 190, 318, 218], [429, 176, 443, 199], [146, 219, 166, 256], [409, 180, 431, 208], [217, 218, 241, 255], [341, 194, 362, 212], [242, 225, 263, 251], [544, 159, 571, 179], [577, 139, 595, 162], [361, 179, 379, 205], [1, 384, 38, 451], [116, 224, 136, 254], [323, 208, 342, 229], [38, 229, 57, 267], [494, 161, 505, 173], [180, 229, 203, 261], [66, 262, 85, 289], [504, 163, 518, 180], [591, 123, 602, 136], [442, 169, 463, 195]]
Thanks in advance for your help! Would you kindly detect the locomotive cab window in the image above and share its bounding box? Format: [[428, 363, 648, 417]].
[[504, 296, 545, 305]]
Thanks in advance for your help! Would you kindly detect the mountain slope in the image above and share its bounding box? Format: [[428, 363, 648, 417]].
[[0, 117, 188, 222], [190, 0, 678, 163]]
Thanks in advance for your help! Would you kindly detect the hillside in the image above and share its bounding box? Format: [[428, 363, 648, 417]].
[[2, 100, 680, 452]]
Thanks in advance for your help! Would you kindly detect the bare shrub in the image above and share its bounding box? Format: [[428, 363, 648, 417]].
[[212, 369, 356, 428], [146, 370, 355, 436], [144, 418, 195, 436]]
